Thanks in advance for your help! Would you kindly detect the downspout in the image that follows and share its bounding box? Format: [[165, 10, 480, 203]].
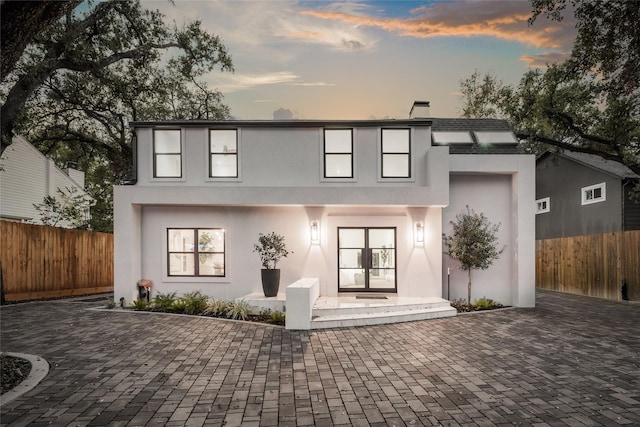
[[122, 130, 137, 185]]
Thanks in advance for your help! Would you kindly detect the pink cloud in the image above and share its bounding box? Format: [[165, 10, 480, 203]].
[[300, 1, 577, 51]]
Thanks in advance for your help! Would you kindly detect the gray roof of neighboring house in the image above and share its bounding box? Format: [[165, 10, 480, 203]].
[[557, 151, 639, 179]]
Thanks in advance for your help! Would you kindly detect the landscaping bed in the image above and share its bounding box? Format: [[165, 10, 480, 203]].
[[1, 353, 31, 394]]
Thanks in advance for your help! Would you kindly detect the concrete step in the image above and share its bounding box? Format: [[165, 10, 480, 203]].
[[310, 305, 457, 329], [312, 299, 453, 318]]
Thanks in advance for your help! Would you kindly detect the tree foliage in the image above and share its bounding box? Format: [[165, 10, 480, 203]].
[[0, 0, 234, 232], [0, 0, 82, 80], [33, 187, 93, 229], [443, 207, 503, 304], [459, 0, 639, 177]]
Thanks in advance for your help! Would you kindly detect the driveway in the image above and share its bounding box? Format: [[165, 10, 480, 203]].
[[1, 290, 638, 426]]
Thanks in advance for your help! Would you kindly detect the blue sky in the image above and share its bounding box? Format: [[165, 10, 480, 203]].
[[142, 0, 577, 120]]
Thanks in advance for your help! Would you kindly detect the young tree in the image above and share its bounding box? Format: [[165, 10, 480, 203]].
[[443, 207, 504, 304]]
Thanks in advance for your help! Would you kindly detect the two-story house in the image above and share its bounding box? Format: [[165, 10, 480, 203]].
[[114, 103, 535, 327]]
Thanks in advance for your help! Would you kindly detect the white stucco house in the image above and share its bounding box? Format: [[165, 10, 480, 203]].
[[0, 135, 92, 228], [114, 102, 535, 328]]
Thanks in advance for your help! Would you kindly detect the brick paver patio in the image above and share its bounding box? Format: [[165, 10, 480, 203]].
[[1, 290, 638, 426]]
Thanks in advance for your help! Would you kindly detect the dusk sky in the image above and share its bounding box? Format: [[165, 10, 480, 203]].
[[143, 0, 578, 120]]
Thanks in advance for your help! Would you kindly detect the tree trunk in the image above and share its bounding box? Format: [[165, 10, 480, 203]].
[[467, 268, 472, 305]]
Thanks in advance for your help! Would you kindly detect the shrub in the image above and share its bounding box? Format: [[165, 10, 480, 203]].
[[473, 297, 503, 310], [105, 297, 116, 309], [226, 300, 250, 320], [204, 299, 231, 317], [151, 292, 177, 312], [131, 299, 149, 310], [181, 291, 208, 315], [267, 310, 286, 325]]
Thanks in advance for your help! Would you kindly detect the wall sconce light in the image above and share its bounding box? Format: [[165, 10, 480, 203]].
[[415, 221, 424, 246], [310, 221, 320, 244]]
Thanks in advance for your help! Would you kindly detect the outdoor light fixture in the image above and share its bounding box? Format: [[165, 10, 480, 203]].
[[415, 221, 424, 246], [310, 221, 320, 244]]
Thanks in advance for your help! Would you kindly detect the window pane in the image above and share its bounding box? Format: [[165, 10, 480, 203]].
[[210, 130, 237, 153], [339, 269, 366, 288], [382, 154, 409, 177], [368, 229, 395, 248], [154, 130, 181, 153], [372, 249, 395, 268], [339, 228, 365, 248], [325, 130, 352, 153], [325, 154, 352, 177], [382, 129, 409, 153], [211, 154, 237, 177], [198, 229, 224, 252], [169, 253, 194, 275], [199, 253, 224, 276], [339, 249, 363, 268], [369, 270, 395, 289], [168, 229, 194, 252], [156, 154, 181, 177]]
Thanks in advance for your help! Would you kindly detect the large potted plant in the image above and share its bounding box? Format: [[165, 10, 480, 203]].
[[253, 232, 290, 297]]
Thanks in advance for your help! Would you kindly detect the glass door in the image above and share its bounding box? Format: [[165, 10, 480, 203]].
[[338, 227, 397, 292]]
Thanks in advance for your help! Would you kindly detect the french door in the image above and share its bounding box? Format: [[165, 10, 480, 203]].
[[338, 227, 397, 292]]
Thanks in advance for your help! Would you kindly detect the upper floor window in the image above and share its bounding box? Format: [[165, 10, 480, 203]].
[[536, 197, 550, 214], [324, 129, 353, 178], [210, 129, 238, 178], [582, 182, 606, 205], [154, 129, 182, 178], [168, 228, 225, 277], [381, 129, 410, 178]]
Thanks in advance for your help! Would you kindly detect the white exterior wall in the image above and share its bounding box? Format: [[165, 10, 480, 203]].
[[0, 135, 92, 227], [445, 154, 536, 307], [113, 192, 443, 304]]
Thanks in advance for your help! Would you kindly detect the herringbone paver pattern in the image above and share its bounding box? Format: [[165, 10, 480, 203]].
[[1, 290, 638, 426]]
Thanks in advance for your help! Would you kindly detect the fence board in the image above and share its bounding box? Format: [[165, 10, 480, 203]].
[[536, 231, 640, 301], [0, 220, 113, 302]]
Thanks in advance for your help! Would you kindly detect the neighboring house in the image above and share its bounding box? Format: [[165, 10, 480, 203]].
[[536, 151, 640, 239], [114, 102, 535, 315], [0, 135, 93, 228]]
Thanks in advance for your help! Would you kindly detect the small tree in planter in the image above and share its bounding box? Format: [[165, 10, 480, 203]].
[[443, 206, 503, 304], [253, 232, 291, 297]]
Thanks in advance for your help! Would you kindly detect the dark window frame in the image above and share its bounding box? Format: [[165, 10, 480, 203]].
[[153, 129, 182, 178], [324, 128, 354, 178], [381, 128, 411, 178], [167, 228, 226, 277], [209, 129, 239, 178]]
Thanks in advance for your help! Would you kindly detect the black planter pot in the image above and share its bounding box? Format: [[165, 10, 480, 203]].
[[261, 269, 281, 297]]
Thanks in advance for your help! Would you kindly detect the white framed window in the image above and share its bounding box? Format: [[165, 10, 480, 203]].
[[324, 129, 353, 178], [581, 182, 606, 205], [381, 128, 411, 178], [536, 197, 550, 214], [210, 129, 238, 178], [153, 129, 182, 178], [167, 228, 225, 277]]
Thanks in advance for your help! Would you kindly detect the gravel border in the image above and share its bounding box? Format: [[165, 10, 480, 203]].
[[0, 353, 49, 407]]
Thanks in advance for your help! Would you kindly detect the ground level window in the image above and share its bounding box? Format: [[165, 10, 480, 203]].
[[167, 228, 225, 276], [581, 182, 606, 205], [536, 197, 550, 214]]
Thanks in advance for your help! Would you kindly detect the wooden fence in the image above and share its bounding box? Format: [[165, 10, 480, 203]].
[[536, 230, 640, 301], [0, 220, 113, 302]]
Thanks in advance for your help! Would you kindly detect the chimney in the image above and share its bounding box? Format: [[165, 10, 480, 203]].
[[409, 101, 430, 119]]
